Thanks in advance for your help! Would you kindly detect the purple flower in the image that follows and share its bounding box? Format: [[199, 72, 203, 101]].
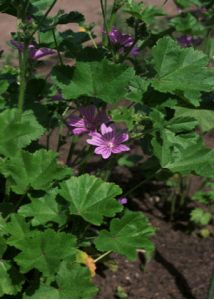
[[11, 40, 55, 60], [52, 91, 63, 101], [118, 197, 128, 205], [108, 27, 140, 57], [177, 35, 202, 48], [87, 123, 130, 159], [68, 105, 110, 136]]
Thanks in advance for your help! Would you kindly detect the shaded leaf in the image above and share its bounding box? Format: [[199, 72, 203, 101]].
[[2, 149, 71, 194], [13, 229, 77, 277], [0, 109, 45, 157], [18, 188, 66, 226]]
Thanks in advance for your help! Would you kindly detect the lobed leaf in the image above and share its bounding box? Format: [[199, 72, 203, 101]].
[[52, 60, 136, 103], [13, 229, 77, 277], [18, 188, 67, 226], [151, 37, 214, 106], [59, 174, 123, 225], [94, 210, 155, 260], [0, 109, 45, 157], [2, 149, 71, 194]]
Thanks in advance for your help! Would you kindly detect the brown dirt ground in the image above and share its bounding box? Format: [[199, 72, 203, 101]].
[[94, 215, 214, 299]]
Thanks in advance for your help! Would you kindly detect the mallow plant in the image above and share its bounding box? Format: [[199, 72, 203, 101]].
[[0, 0, 214, 298]]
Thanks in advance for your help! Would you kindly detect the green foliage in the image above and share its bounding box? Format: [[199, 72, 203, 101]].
[[190, 208, 212, 226], [1, 0, 213, 297], [0, 261, 23, 297], [2, 149, 71, 194], [52, 60, 136, 103], [12, 229, 77, 277], [18, 188, 66, 226], [59, 174, 123, 225], [174, 107, 214, 132], [170, 14, 205, 35], [0, 109, 45, 157], [152, 37, 214, 106], [175, 0, 202, 8], [29, 263, 98, 299], [124, 1, 165, 24], [94, 210, 155, 260]]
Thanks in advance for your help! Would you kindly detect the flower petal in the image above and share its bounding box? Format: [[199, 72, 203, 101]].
[[112, 144, 130, 154], [33, 48, 55, 60], [100, 123, 114, 135], [114, 132, 129, 144], [72, 127, 88, 136], [80, 105, 96, 122], [95, 146, 111, 159], [87, 133, 104, 146], [68, 116, 85, 128]]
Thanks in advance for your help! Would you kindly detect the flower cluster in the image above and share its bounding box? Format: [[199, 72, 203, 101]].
[[11, 40, 55, 60], [68, 105, 130, 159], [177, 35, 202, 48], [108, 26, 140, 57]]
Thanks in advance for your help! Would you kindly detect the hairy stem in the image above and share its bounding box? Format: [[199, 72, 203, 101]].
[[52, 28, 63, 66], [94, 251, 111, 263]]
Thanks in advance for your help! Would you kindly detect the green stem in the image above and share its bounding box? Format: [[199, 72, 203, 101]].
[[18, 47, 28, 113], [88, 31, 98, 49], [30, 0, 58, 38], [94, 251, 111, 263], [208, 271, 214, 299], [52, 28, 63, 66], [123, 169, 161, 197]]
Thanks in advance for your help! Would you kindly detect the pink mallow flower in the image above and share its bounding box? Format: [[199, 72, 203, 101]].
[[11, 40, 55, 60], [68, 105, 110, 136], [118, 197, 128, 205], [108, 26, 140, 57], [87, 123, 130, 159]]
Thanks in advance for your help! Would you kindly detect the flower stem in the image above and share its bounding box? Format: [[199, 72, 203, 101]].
[[94, 251, 111, 263], [52, 28, 63, 66], [18, 45, 28, 113], [123, 169, 161, 197], [208, 271, 214, 299]]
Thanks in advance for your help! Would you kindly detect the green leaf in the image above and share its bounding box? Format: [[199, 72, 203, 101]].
[[30, 0, 56, 15], [18, 189, 67, 226], [13, 229, 77, 277], [174, 106, 214, 132], [175, 0, 201, 8], [28, 263, 98, 299], [2, 149, 71, 194], [124, 2, 165, 24], [0, 260, 23, 297], [170, 14, 205, 35], [57, 11, 85, 24], [56, 262, 98, 298], [153, 131, 214, 175], [125, 76, 149, 103], [59, 174, 123, 225], [0, 109, 45, 157], [53, 60, 135, 103], [5, 214, 31, 247], [25, 284, 59, 299], [0, 80, 9, 95], [94, 210, 155, 260], [190, 208, 212, 226], [0, 236, 7, 257], [151, 37, 214, 106]]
